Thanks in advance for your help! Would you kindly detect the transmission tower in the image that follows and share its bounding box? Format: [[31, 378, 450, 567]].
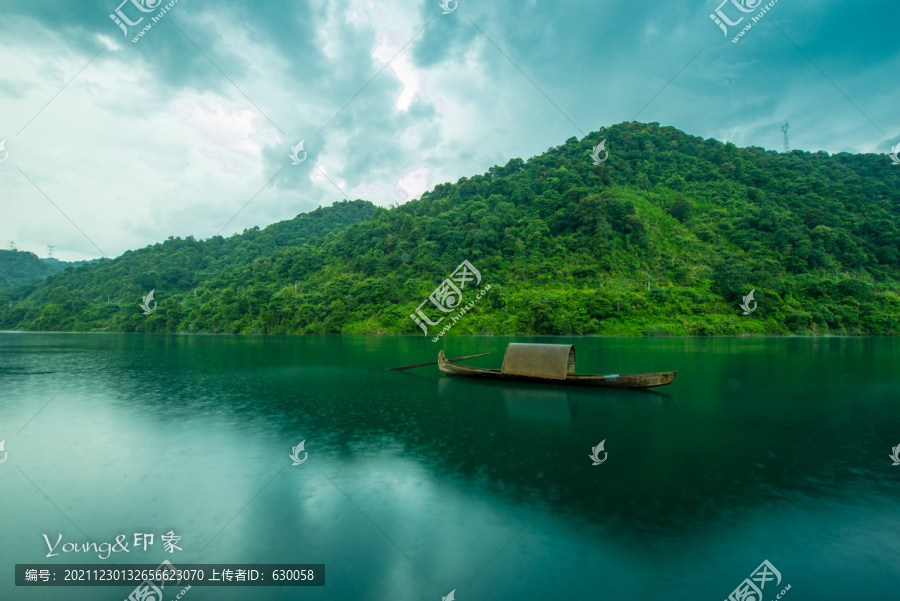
[[47, 245, 55, 258], [782, 123, 790, 153], [7, 241, 15, 251]]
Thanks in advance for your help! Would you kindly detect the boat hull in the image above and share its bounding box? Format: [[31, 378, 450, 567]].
[[437, 351, 676, 389]]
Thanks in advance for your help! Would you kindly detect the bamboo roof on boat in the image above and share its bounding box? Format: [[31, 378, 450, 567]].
[[500, 343, 576, 380]]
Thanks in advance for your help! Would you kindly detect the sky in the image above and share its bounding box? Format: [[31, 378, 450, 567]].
[[0, 0, 897, 261]]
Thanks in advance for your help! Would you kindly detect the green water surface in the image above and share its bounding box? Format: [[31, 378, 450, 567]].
[[1, 334, 898, 600]]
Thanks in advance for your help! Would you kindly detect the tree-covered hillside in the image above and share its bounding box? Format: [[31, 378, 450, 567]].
[[2, 122, 898, 335], [0, 250, 91, 290]]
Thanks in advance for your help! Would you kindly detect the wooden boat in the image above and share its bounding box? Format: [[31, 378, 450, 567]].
[[437, 343, 676, 389]]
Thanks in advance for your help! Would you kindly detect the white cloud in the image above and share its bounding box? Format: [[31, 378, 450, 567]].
[[96, 34, 120, 52], [0, 0, 895, 261], [177, 95, 264, 163]]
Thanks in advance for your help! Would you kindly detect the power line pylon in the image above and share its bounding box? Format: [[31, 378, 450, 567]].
[[782, 123, 790, 153]]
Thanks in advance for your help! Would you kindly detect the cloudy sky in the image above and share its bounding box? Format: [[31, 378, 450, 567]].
[[0, 0, 897, 261]]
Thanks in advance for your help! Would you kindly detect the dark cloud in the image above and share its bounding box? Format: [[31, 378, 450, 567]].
[[0, 0, 896, 260]]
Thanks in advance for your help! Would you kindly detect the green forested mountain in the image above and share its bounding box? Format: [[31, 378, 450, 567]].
[[0, 250, 90, 290], [1, 122, 898, 335]]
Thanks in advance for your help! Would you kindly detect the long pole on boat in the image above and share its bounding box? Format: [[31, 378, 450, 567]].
[[384, 353, 489, 371]]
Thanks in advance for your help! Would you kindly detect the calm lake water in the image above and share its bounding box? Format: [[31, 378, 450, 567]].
[[1, 333, 898, 601]]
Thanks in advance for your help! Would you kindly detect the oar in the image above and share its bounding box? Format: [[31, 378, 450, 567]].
[[384, 352, 489, 371]]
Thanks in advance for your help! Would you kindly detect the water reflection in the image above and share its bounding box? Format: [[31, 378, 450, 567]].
[[502, 385, 575, 427], [2, 335, 899, 587]]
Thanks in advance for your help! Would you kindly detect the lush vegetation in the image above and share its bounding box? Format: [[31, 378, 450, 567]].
[[1, 122, 898, 335], [0, 250, 89, 290]]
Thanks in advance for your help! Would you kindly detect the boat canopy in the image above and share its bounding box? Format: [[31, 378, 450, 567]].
[[500, 343, 576, 380]]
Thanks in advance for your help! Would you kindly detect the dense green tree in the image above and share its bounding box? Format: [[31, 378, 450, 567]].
[[0, 250, 90, 290]]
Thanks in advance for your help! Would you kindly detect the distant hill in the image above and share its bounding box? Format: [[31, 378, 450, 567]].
[[1, 121, 898, 335], [0, 199, 376, 326], [0, 250, 91, 290]]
